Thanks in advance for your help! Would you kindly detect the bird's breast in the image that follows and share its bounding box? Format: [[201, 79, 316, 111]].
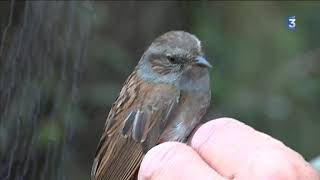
[[159, 68, 211, 143]]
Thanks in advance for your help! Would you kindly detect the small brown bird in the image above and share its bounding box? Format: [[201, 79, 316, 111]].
[[91, 31, 211, 180]]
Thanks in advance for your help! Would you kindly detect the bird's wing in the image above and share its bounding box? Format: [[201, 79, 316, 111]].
[[92, 71, 180, 180]]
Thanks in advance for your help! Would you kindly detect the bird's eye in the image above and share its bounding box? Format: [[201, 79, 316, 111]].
[[167, 55, 177, 64]]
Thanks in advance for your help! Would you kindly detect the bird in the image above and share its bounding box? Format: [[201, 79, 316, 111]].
[[91, 30, 212, 180]]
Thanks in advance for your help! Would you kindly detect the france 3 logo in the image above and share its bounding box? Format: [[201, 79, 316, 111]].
[[287, 16, 296, 30]]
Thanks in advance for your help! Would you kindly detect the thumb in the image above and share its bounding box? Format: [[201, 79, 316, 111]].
[[138, 142, 226, 180]]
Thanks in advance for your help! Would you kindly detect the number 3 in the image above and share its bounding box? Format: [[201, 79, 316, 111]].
[[288, 17, 296, 28]]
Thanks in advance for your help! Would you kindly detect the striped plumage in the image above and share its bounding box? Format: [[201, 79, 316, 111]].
[[91, 31, 211, 180]]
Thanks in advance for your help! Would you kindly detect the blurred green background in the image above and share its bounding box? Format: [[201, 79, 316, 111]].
[[0, 1, 319, 179]]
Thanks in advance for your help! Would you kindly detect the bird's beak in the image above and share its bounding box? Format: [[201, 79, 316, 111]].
[[194, 56, 212, 68]]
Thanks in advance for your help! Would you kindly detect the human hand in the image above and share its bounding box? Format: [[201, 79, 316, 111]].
[[138, 118, 320, 180]]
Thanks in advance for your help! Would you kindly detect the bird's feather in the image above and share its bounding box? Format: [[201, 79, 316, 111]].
[[91, 69, 180, 180]]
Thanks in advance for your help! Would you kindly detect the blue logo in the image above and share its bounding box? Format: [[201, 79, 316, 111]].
[[287, 16, 296, 30]]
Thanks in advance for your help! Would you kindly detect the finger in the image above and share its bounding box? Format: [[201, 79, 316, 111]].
[[237, 146, 320, 179], [138, 142, 227, 180], [189, 117, 320, 179], [189, 117, 288, 178]]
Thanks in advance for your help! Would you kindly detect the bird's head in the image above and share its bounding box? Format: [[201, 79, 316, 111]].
[[137, 31, 212, 85]]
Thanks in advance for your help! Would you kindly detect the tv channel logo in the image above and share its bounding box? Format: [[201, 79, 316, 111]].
[[287, 16, 296, 30]]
